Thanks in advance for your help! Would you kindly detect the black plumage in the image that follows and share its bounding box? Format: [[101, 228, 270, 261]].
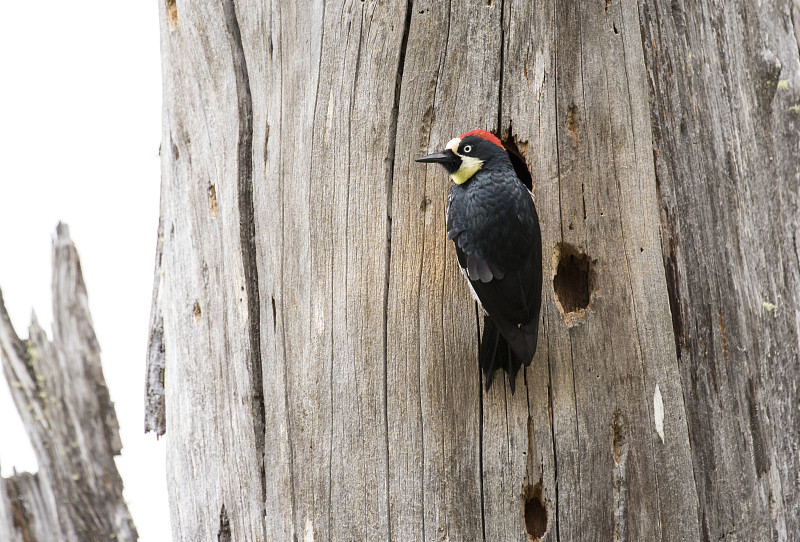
[[417, 132, 542, 392]]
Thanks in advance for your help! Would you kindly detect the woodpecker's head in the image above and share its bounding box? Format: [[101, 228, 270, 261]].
[[416, 130, 508, 185]]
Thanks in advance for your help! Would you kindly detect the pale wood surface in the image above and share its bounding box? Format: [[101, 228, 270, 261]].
[[0, 224, 137, 542], [150, 0, 800, 540], [640, 1, 800, 537]]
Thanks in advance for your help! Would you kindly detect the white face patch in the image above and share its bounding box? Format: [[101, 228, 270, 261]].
[[446, 137, 484, 185], [445, 138, 462, 152]]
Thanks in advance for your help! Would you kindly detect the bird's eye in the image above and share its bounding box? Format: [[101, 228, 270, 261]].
[[462, 145, 473, 154]]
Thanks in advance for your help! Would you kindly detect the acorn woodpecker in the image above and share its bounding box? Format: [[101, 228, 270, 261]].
[[416, 130, 542, 392]]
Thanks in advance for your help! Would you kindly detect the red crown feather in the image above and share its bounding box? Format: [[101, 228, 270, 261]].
[[458, 129, 505, 149]]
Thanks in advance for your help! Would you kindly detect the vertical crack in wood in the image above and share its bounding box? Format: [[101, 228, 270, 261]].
[[639, 19, 704, 536], [477, 2, 507, 538], [222, 0, 266, 521], [603, 10, 668, 527], [746, 379, 769, 477], [566, 340, 582, 536], [658, 208, 684, 359], [612, 409, 629, 542], [552, 1, 565, 245], [305, 2, 327, 535], [544, 344, 561, 542], [217, 504, 231, 542], [271, 6, 299, 536], [414, 177, 428, 540], [609, 0, 650, 376], [549, 0, 563, 539], [384, 2, 413, 540], [145, 217, 166, 436], [496, 0, 506, 132], [477, 301, 487, 541], [792, 3, 800, 60]]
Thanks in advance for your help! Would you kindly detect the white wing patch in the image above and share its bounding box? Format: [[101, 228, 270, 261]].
[[449, 203, 483, 306], [459, 264, 483, 307]]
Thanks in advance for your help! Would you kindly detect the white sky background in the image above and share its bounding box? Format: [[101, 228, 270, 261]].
[[0, 1, 169, 539]]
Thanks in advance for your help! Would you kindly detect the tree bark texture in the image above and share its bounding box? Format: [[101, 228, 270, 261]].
[[0, 224, 137, 542], [149, 0, 800, 540]]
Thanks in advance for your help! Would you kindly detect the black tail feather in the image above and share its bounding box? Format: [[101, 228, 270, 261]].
[[480, 315, 527, 393]]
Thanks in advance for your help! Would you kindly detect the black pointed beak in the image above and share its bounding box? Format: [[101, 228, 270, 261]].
[[415, 149, 461, 174], [415, 151, 451, 164]]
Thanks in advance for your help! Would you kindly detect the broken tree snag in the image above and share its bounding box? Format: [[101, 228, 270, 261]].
[[0, 223, 137, 542]]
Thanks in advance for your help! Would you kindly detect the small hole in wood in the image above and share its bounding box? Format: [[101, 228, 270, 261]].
[[523, 482, 548, 541], [208, 185, 218, 219], [566, 103, 579, 146], [419, 196, 430, 212], [166, 0, 178, 31], [193, 301, 202, 323], [553, 243, 594, 316]]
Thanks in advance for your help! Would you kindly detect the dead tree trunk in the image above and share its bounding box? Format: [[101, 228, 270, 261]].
[[0, 224, 137, 542], [148, 0, 800, 540]]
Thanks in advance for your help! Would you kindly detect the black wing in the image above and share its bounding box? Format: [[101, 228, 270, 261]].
[[448, 176, 542, 391], [454, 239, 542, 391]]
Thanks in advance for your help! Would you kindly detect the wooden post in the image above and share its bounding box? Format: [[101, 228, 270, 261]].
[[149, 0, 800, 539], [0, 224, 137, 542]]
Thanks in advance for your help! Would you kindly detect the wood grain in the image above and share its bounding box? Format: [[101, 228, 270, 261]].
[[640, 0, 800, 537], [151, 0, 800, 539], [0, 224, 137, 542], [156, 0, 265, 539]]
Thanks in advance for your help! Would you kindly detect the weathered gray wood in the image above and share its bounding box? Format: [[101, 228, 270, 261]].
[[386, 3, 503, 541], [145, 217, 166, 436], [156, 0, 267, 539], [1, 470, 62, 542], [0, 467, 27, 542], [152, 0, 799, 540], [0, 224, 137, 542], [640, 1, 800, 538]]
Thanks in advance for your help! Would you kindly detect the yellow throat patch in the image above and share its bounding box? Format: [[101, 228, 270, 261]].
[[446, 137, 484, 185]]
